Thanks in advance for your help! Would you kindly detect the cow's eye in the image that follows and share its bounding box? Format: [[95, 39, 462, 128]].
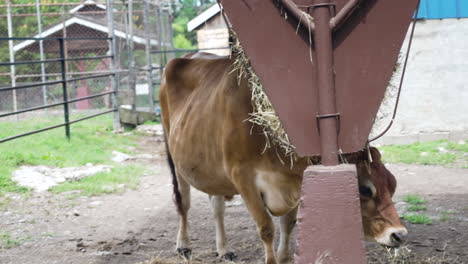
[[359, 186, 373, 198]]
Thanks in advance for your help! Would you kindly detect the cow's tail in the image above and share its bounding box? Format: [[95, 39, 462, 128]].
[[164, 136, 185, 218]]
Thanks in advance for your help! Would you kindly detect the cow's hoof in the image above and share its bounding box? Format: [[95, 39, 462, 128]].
[[222, 252, 237, 261], [177, 248, 192, 260], [278, 254, 292, 264]]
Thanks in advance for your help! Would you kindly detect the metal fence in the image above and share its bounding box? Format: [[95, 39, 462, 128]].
[[0, 0, 176, 142], [0, 35, 117, 143], [0, 0, 232, 143]]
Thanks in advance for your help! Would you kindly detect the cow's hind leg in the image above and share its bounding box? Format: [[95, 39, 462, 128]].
[[176, 176, 192, 260], [277, 205, 298, 264], [235, 170, 277, 264], [210, 195, 236, 261]]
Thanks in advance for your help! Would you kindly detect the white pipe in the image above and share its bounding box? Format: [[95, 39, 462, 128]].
[[7, 0, 18, 114]]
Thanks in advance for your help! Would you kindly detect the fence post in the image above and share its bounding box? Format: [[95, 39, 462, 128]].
[[106, 0, 121, 131], [6, 0, 18, 116], [155, 4, 165, 82], [58, 38, 71, 140], [143, 0, 155, 110], [127, 0, 137, 111], [35, 0, 48, 108]]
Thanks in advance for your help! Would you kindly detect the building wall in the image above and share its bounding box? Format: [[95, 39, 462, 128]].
[[199, 14, 226, 30], [195, 15, 230, 56], [373, 18, 468, 145], [418, 0, 468, 19]]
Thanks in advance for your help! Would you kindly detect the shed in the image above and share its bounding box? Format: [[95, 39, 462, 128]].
[[12, 0, 162, 110], [187, 4, 230, 56]]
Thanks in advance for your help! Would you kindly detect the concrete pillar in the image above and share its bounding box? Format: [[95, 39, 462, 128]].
[[295, 165, 367, 264]]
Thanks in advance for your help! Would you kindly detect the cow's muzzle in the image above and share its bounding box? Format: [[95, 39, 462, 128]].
[[375, 227, 408, 247]]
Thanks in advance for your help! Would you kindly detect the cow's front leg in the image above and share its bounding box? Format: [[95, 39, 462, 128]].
[[209, 195, 236, 260], [277, 205, 299, 264], [176, 176, 192, 260], [234, 170, 277, 264]]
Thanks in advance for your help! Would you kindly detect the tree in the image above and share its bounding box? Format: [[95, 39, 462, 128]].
[[172, 0, 217, 49]]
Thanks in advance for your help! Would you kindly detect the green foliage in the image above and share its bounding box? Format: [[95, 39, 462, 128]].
[[143, 120, 159, 125], [50, 165, 145, 196], [403, 194, 427, 205], [402, 195, 432, 223], [0, 115, 138, 196], [381, 140, 468, 167], [407, 204, 427, 212], [439, 210, 456, 222], [172, 0, 217, 49], [0, 232, 22, 249], [403, 214, 432, 225], [173, 33, 194, 49]]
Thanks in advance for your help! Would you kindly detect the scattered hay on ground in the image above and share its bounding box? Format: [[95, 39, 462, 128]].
[[368, 246, 463, 264], [137, 256, 200, 264]]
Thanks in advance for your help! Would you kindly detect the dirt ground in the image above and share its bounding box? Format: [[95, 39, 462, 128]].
[[1, 134, 468, 264]]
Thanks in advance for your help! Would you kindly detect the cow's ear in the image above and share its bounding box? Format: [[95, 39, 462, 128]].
[[369, 147, 382, 162]]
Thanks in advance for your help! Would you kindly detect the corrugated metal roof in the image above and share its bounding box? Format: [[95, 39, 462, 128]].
[[417, 0, 468, 19]]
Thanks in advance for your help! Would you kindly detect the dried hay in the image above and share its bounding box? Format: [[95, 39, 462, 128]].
[[136, 256, 203, 264], [367, 246, 463, 264], [230, 33, 298, 163]]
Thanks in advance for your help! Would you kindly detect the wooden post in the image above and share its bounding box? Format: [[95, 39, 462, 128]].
[[106, 0, 121, 131]]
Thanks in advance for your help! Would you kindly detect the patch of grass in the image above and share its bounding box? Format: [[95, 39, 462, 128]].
[[408, 204, 428, 212], [0, 232, 22, 249], [381, 140, 467, 166], [439, 210, 456, 222], [0, 115, 139, 196], [143, 120, 160, 125], [50, 165, 145, 196], [0, 196, 12, 211], [403, 213, 432, 224], [439, 214, 450, 222], [403, 194, 427, 205]]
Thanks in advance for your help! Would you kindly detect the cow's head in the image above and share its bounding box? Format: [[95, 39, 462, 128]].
[[350, 147, 407, 247]]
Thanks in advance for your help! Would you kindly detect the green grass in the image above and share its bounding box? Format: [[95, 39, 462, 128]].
[[381, 140, 467, 166], [143, 120, 160, 125], [0, 197, 12, 211], [50, 165, 144, 196], [403, 194, 428, 212], [403, 194, 427, 205], [439, 210, 456, 222], [407, 204, 427, 212], [403, 213, 433, 224], [0, 115, 139, 196], [0, 232, 22, 249]]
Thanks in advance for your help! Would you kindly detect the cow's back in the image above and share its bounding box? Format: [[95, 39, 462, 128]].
[[161, 53, 259, 195]]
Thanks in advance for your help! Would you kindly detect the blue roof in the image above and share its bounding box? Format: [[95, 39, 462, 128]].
[[417, 0, 468, 19]]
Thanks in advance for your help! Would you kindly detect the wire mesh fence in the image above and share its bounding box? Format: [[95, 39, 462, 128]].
[[0, 1, 116, 118], [0, 0, 231, 143], [0, 0, 180, 142], [0, 0, 120, 142]]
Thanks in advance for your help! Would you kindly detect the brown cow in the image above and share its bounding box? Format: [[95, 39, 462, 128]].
[[159, 52, 407, 264]]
